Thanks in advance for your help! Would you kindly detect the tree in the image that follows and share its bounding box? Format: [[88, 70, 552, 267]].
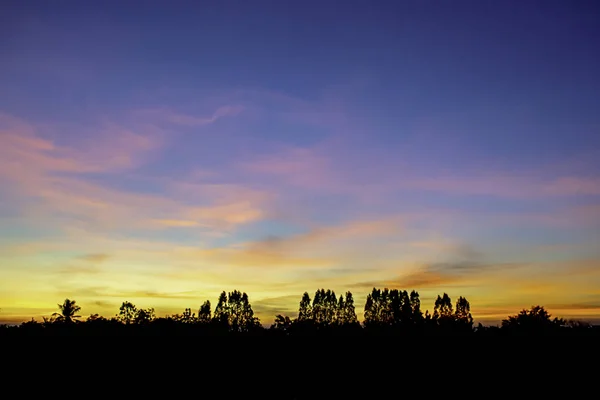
[[198, 300, 211, 324], [233, 291, 260, 332], [433, 293, 454, 322], [298, 292, 312, 322], [118, 301, 137, 324], [501, 305, 564, 333], [364, 288, 390, 327], [172, 308, 196, 324], [312, 289, 325, 324], [310, 289, 339, 326], [53, 299, 81, 323], [134, 307, 155, 324], [271, 315, 293, 332], [213, 290, 260, 332], [342, 291, 358, 325], [454, 296, 473, 328], [410, 290, 423, 322], [363, 288, 384, 327], [336, 295, 345, 324], [213, 291, 229, 327]]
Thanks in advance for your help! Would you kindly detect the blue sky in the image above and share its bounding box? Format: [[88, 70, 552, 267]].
[[1, 0, 599, 324]]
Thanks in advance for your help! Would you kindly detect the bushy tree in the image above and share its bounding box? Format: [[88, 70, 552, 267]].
[[501, 305, 565, 333], [118, 301, 137, 324]]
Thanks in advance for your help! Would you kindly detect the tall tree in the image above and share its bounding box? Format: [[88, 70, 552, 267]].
[[364, 288, 392, 327], [312, 289, 325, 324], [298, 292, 312, 322], [410, 290, 423, 322], [315, 289, 340, 325], [433, 293, 454, 321], [343, 291, 358, 325], [336, 295, 345, 324], [53, 299, 81, 323], [198, 300, 211, 324], [455, 296, 473, 328], [238, 291, 259, 332], [213, 291, 229, 326], [324, 289, 338, 325], [213, 290, 260, 332]]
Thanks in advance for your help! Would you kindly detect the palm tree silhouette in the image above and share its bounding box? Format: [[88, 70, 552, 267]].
[[53, 299, 81, 323]]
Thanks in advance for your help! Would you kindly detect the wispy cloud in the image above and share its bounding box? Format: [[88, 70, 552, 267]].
[[0, 113, 159, 180], [133, 105, 244, 127], [78, 253, 110, 263], [0, 112, 271, 235]]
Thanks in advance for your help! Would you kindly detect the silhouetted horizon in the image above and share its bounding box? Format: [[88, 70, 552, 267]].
[[2, 288, 599, 336]]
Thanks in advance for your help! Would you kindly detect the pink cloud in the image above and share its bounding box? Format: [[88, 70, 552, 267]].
[[242, 147, 334, 189], [0, 114, 160, 182], [241, 142, 600, 200], [0, 113, 271, 235]]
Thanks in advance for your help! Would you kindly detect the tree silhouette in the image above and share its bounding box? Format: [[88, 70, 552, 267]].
[[410, 290, 423, 323], [311, 289, 338, 326], [52, 299, 81, 323], [118, 301, 137, 324], [213, 290, 260, 332], [198, 300, 211, 324], [134, 307, 155, 324], [342, 291, 358, 325], [298, 292, 312, 322], [363, 288, 386, 327], [363, 288, 423, 329], [433, 293, 453, 321], [501, 305, 565, 334], [271, 315, 293, 332], [455, 296, 473, 329], [213, 291, 229, 327]]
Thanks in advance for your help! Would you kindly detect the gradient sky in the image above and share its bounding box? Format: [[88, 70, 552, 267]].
[[1, 0, 599, 325]]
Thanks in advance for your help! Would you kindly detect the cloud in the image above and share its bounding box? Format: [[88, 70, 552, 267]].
[[247, 217, 404, 254], [348, 259, 524, 292], [153, 219, 201, 228], [78, 253, 110, 263], [401, 175, 600, 199], [238, 138, 600, 202], [56, 265, 103, 275], [240, 146, 336, 191], [0, 113, 160, 181], [133, 105, 244, 127]]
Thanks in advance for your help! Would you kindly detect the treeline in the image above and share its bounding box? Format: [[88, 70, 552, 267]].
[[0, 288, 598, 336]]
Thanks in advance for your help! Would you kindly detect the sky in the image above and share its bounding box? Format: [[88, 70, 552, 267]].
[[1, 0, 599, 325]]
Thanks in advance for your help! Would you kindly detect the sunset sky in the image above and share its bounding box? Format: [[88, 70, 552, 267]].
[[1, 1, 599, 325]]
